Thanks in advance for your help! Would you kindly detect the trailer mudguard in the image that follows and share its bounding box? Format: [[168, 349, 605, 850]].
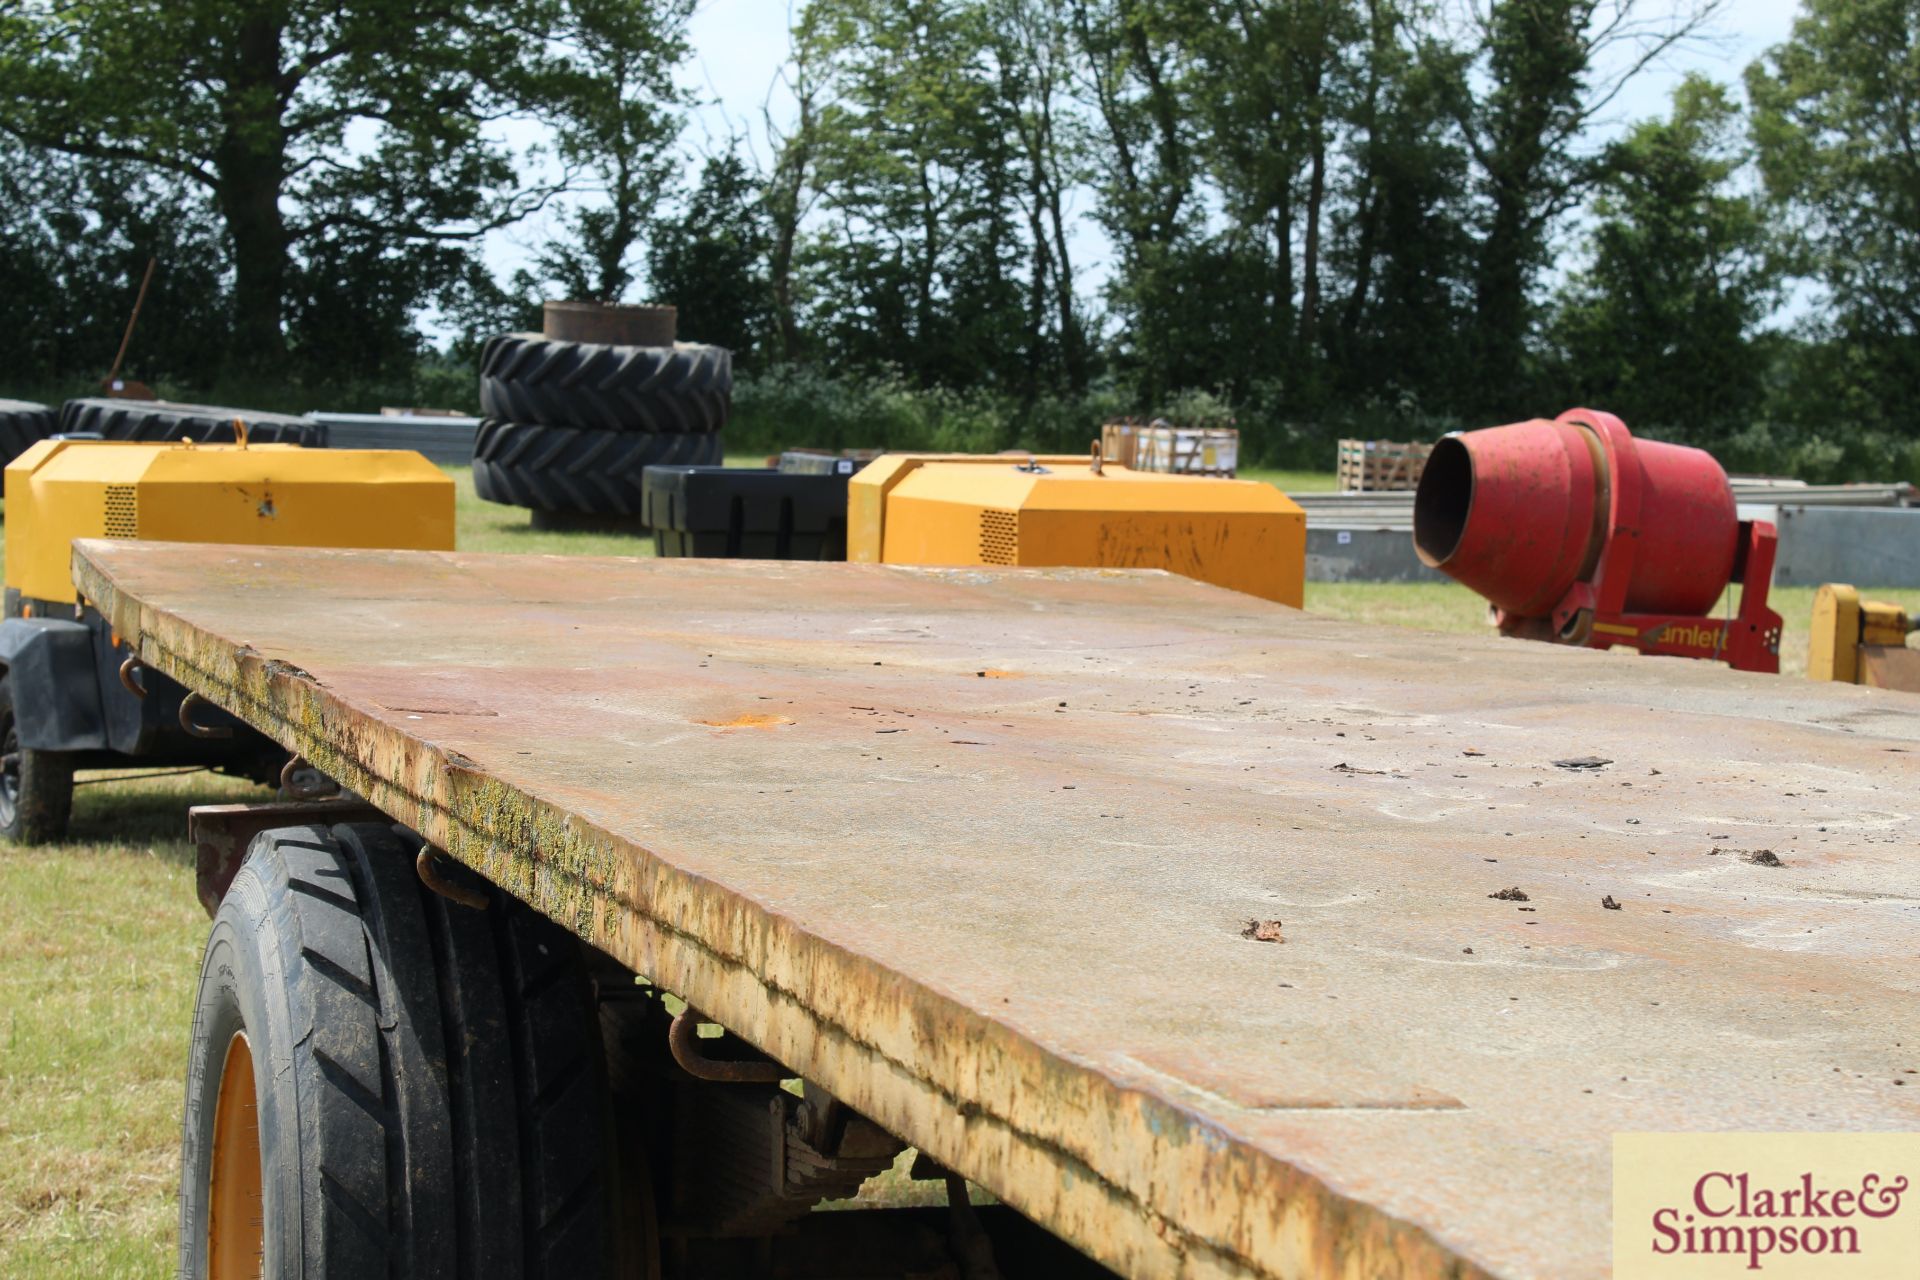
[[0, 617, 108, 750]]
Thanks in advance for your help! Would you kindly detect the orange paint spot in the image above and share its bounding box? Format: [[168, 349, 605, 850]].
[[696, 713, 794, 730], [976, 669, 1022, 679]]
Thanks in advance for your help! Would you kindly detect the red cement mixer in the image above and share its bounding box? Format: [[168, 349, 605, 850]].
[[1412, 408, 1783, 674]]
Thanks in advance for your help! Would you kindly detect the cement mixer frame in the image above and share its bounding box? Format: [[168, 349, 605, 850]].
[[1416, 407, 1785, 674]]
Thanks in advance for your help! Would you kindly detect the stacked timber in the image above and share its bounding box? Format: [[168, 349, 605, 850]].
[[1336, 438, 1432, 492], [1102, 418, 1240, 477]]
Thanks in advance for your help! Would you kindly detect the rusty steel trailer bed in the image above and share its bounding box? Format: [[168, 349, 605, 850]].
[[73, 540, 1920, 1279]]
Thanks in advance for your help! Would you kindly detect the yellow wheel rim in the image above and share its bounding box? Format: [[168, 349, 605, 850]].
[[208, 1031, 264, 1280]]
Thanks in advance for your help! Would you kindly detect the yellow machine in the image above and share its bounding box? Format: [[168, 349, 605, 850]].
[[5, 438, 453, 604], [0, 437, 453, 844], [1808, 583, 1919, 691], [848, 452, 1306, 606]]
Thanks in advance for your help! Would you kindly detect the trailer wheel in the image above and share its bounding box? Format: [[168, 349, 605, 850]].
[[179, 823, 632, 1279], [0, 674, 74, 845]]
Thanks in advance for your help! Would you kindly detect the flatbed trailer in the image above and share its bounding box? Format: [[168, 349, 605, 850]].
[[72, 539, 1920, 1279]]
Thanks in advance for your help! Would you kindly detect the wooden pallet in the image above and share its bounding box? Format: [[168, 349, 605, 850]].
[[1103, 420, 1238, 477], [1100, 420, 1146, 469], [1337, 438, 1432, 492], [1140, 425, 1237, 477]]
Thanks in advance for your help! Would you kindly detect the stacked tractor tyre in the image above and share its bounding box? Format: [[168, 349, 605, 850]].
[[2, 397, 325, 475], [472, 333, 730, 527], [0, 400, 57, 467], [59, 398, 327, 445]]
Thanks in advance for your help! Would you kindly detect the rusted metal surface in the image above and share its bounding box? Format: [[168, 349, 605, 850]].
[[277, 753, 340, 800], [415, 845, 490, 910], [669, 1008, 788, 1084], [188, 798, 382, 916], [542, 299, 676, 345], [77, 541, 1920, 1280], [1862, 644, 1920, 692], [177, 690, 233, 739]]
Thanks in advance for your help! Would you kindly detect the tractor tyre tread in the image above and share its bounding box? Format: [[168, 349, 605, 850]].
[[0, 399, 56, 467], [178, 823, 625, 1279], [59, 397, 325, 446], [470, 419, 722, 516], [478, 334, 730, 434]]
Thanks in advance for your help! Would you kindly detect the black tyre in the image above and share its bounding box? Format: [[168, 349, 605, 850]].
[[479, 334, 730, 435], [0, 399, 56, 467], [471, 419, 723, 515], [179, 823, 630, 1279], [0, 673, 74, 845], [59, 398, 326, 446]]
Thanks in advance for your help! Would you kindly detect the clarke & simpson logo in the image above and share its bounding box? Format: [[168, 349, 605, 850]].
[[1651, 1170, 1907, 1269], [1615, 1134, 1920, 1278]]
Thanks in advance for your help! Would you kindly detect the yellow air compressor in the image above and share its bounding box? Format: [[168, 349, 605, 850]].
[[847, 452, 1306, 605], [1808, 584, 1919, 692], [0, 437, 454, 843]]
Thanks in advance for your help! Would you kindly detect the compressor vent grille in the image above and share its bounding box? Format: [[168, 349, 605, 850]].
[[978, 509, 1018, 565], [104, 486, 138, 538]]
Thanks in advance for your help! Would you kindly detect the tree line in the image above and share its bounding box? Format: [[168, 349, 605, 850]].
[[2, 0, 1917, 479]]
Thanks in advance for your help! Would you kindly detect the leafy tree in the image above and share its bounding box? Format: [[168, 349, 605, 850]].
[[1062, 0, 1474, 416], [987, 0, 1092, 393], [1449, 0, 1722, 411], [1545, 76, 1777, 427], [286, 231, 469, 391], [1323, 3, 1477, 410], [1065, 0, 1201, 402], [794, 0, 1027, 386], [0, 140, 231, 388], [434, 257, 541, 369], [647, 147, 774, 357], [0, 0, 571, 374], [1189, 0, 1364, 383], [1748, 0, 1920, 429], [763, 33, 829, 364], [521, 0, 695, 303]]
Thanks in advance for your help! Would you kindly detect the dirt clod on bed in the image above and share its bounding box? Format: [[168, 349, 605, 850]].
[[1711, 847, 1785, 866]]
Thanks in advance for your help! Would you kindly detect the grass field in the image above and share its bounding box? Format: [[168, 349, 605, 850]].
[[1, 464, 1914, 1276], [0, 771, 263, 1278]]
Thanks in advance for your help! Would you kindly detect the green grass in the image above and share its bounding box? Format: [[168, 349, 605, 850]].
[[449, 463, 657, 557], [449, 454, 791, 556], [1240, 466, 1340, 492], [0, 771, 265, 1279], [1304, 582, 1920, 680], [4, 462, 1914, 1274]]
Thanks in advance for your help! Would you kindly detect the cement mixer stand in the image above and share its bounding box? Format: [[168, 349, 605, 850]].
[[1538, 515, 1782, 674]]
